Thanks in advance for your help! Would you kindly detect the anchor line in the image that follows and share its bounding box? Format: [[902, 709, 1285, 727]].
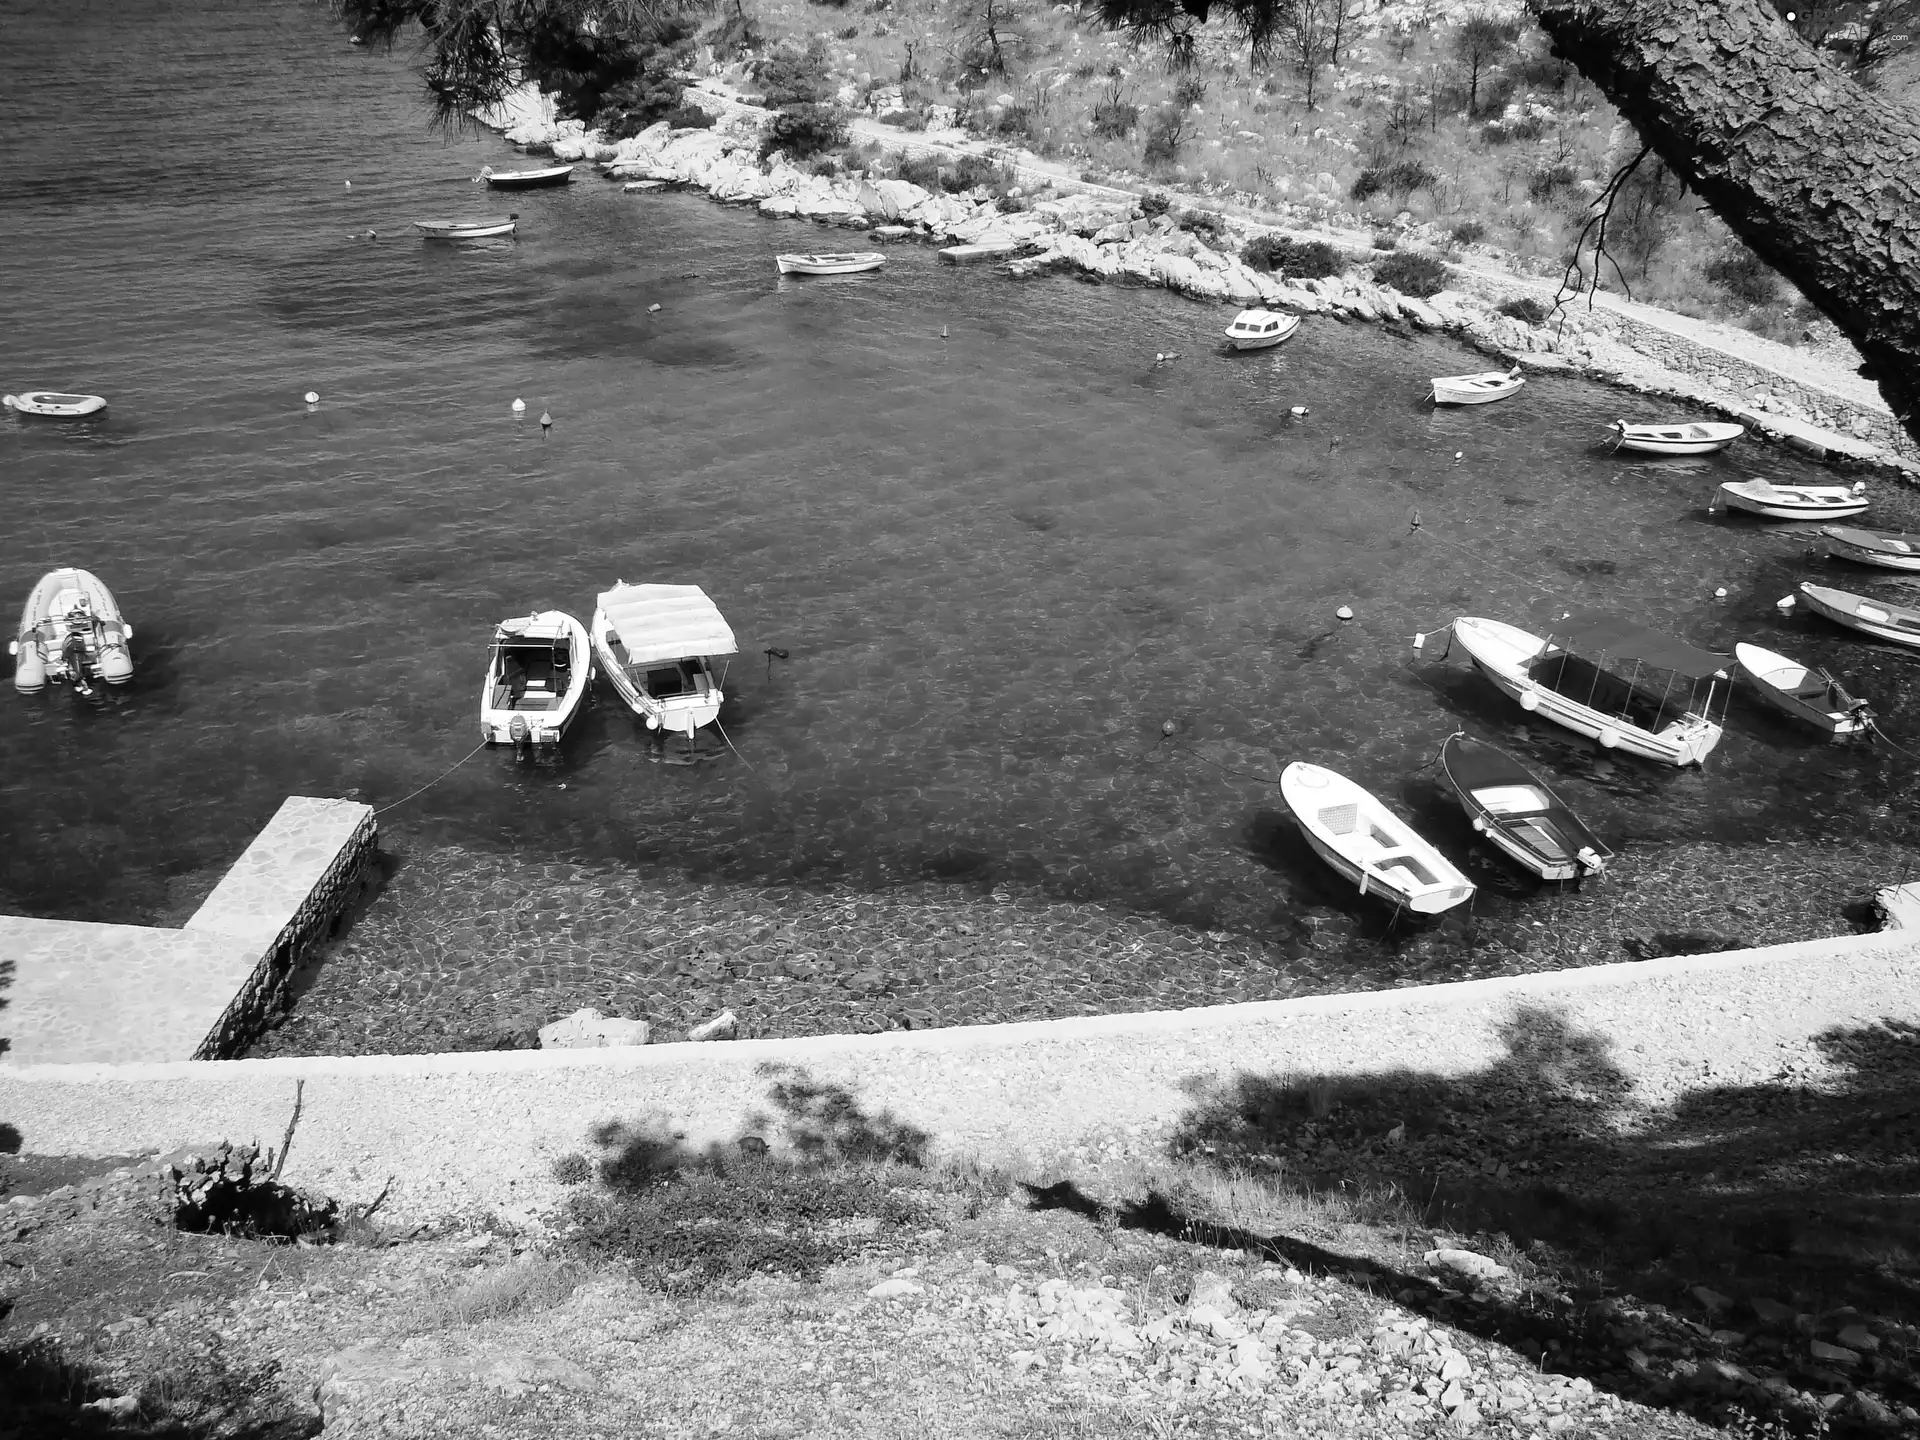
[[714, 718, 758, 774], [375, 740, 489, 815]]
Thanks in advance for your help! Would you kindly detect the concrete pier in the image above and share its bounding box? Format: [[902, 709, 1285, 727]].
[[0, 797, 375, 1066]]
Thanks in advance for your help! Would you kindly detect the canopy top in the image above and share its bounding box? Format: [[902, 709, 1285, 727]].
[[597, 583, 737, 668], [1539, 608, 1729, 679]]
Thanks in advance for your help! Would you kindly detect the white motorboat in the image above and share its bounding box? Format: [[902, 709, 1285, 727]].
[[1280, 762, 1474, 914], [1821, 525, 1920, 571], [12, 567, 133, 694], [1431, 366, 1524, 405], [479, 163, 573, 190], [480, 611, 592, 752], [4, 391, 107, 418], [414, 215, 518, 240], [1733, 641, 1872, 737], [1793, 583, 1920, 650], [775, 252, 886, 275], [1446, 613, 1728, 766], [1717, 478, 1868, 520], [1606, 418, 1744, 455], [590, 582, 738, 735], [1223, 308, 1300, 350]]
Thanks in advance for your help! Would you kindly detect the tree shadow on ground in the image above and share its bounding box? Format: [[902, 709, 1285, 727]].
[[1027, 1003, 1920, 1434]]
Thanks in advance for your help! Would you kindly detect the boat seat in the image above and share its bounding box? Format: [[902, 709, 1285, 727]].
[[1510, 818, 1571, 861], [1319, 803, 1360, 836], [1790, 675, 1832, 699]]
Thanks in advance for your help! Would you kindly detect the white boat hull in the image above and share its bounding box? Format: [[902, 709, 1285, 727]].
[[5, 391, 107, 418], [1451, 617, 1722, 766], [1821, 527, 1920, 571], [1281, 762, 1473, 914], [1224, 310, 1300, 350], [1797, 583, 1920, 650], [776, 253, 886, 275], [1718, 481, 1867, 520], [590, 610, 724, 733], [480, 610, 592, 748], [13, 567, 133, 692], [1431, 370, 1524, 405], [1608, 421, 1744, 455], [414, 218, 517, 240]]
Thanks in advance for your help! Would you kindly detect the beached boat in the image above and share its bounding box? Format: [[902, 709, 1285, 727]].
[[1716, 478, 1868, 520], [1431, 366, 1524, 406], [413, 216, 517, 240], [1606, 419, 1744, 455], [1733, 641, 1872, 737], [1280, 762, 1474, 914], [1438, 734, 1609, 881], [479, 163, 573, 190], [775, 252, 886, 275], [1223, 308, 1300, 350], [4, 391, 106, 418], [1794, 583, 1920, 650], [1447, 612, 1729, 766], [480, 611, 592, 752], [11, 567, 133, 694], [1821, 525, 1920, 572], [590, 582, 738, 735]]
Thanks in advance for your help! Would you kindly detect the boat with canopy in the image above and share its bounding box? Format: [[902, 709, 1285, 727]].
[[480, 611, 592, 753], [589, 583, 737, 735], [1438, 734, 1609, 880], [1444, 610, 1730, 766]]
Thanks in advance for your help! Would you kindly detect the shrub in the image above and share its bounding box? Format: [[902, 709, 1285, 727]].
[[837, 25, 861, 39], [1140, 190, 1171, 217], [947, 152, 1005, 193], [663, 103, 715, 130], [1143, 106, 1189, 167], [754, 42, 834, 108], [1240, 234, 1343, 279], [1173, 73, 1207, 109], [1091, 76, 1139, 139], [1498, 296, 1550, 325], [594, 16, 702, 137], [763, 103, 850, 160], [991, 101, 1034, 140], [1372, 250, 1451, 298], [1371, 230, 1399, 251], [1350, 160, 1438, 202], [1177, 209, 1225, 241], [1704, 249, 1778, 306], [709, 7, 764, 59], [1482, 114, 1543, 144], [878, 108, 926, 130], [1526, 163, 1578, 201], [552, 1153, 593, 1185], [894, 153, 943, 190], [1449, 219, 1488, 245]]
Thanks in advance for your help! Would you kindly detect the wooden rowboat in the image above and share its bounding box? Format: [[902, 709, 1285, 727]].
[[1431, 366, 1524, 406], [1439, 733, 1609, 881], [414, 215, 518, 240], [1794, 583, 1920, 650], [1606, 419, 1744, 455], [1717, 478, 1868, 520], [1822, 525, 1920, 572], [775, 252, 886, 275], [1733, 641, 1872, 737], [1280, 761, 1474, 914], [480, 164, 573, 190]]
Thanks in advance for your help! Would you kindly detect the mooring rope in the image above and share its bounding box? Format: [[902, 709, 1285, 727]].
[[714, 718, 757, 774], [375, 740, 489, 815]]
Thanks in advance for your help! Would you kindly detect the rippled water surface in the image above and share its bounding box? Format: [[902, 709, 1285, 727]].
[[6, 0, 1919, 962]]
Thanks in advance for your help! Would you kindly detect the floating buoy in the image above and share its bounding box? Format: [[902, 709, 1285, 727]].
[[540, 410, 552, 430], [941, 324, 949, 339], [344, 180, 351, 189], [1161, 719, 1176, 736], [1453, 451, 1464, 461], [1290, 405, 1308, 417], [1519, 690, 1540, 711], [1714, 587, 1728, 599], [1412, 632, 1426, 651], [1777, 594, 1797, 612], [512, 398, 526, 414], [648, 303, 662, 314], [1336, 605, 1353, 621], [304, 391, 319, 404]]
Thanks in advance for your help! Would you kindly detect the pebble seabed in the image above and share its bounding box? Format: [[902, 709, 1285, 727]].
[[250, 833, 1913, 1057]]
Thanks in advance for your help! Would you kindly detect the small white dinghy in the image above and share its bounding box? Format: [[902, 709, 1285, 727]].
[[12, 567, 134, 694], [1717, 478, 1868, 520], [1821, 525, 1920, 571], [414, 215, 517, 240], [1606, 419, 1744, 455], [1431, 365, 1524, 406], [775, 252, 886, 275], [1733, 641, 1872, 737], [1793, 583, 1920, 650], [480, 611, 593, 753], [4, 391, 107, 418], [1223, 308, 1300, 350], [479, 163, 573, 190], [590, 582, 738, 736], [1280, 762, 1474, 914]]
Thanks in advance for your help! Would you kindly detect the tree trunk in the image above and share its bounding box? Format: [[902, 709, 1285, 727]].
[[1529, 0, 1920, 446]]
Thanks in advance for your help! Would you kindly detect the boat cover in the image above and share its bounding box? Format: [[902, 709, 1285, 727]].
[[1538, 608, 1728, 679], [1441, 735, 1541, 793], [598, 584, 737, 666]]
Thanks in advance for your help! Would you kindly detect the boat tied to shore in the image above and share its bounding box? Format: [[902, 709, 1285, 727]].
[[1605, 419, 1744, 455], [414, 215, 518, 240], [12, 567, 134, 695], [775, 252, 885, 275], [589, 582, 737, 736], [1791, 583, 1920, 650], [1715, 478, 1868, 521], [4, 391, 107, 418], [1223, 309, 1300, 350], [1821, 525, 1920, 571], [481, 611, 592, 753], [1438, 734, 1609, 881], [1733, 641, 1872, 737], [1281, 762, 1474, 914], [1441, 611, 1730, 766], [478, 164, 573, 190], [1430, 366, 1524, 406]]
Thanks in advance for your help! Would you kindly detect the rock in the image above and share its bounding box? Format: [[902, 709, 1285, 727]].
[[1691, 1286, 1734, 1316], [1440, 1353, 1473, 1382], [868, 1277, 925, 1300], [1440, 1379, 1467, 1410], [1450, 1399, 1483, 1431], [81, 1397, 140, 1420], [1424, 1249, 1512, 1283], [1188, 1270, 1236, 1310], [1809, 1339, 1860, 1364], [687, 1008, 738, 1042], [1836, 1323, 1879, 1353], [537, 1007, 650, 1049], [1750, 1297, 1800, 1328]]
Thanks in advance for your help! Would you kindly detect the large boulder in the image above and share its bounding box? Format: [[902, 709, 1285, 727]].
[[873, 178, 931, 218], [538, 1007, 651, 1049]]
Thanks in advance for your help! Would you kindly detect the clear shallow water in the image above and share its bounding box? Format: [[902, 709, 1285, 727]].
[[5, 0, 1919, 952]]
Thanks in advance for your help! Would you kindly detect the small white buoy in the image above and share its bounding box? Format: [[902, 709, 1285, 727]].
[[1161, 719, 1176, 736], [1714, 587, 1728, 599], [1336, 605, 1354, 621], [648, 303, 662, 314], [344, 180, 351, 189], [304, 391, 319, 404], [1412, 632, 1426, 651], [1777, 594, 1797, 612], [1453, 450, 1464, 461], [1155, 352, 1166, 363], [558, 783, 567, 789], [941, 324, 949, 339], [1290, 405, 1308, 417], [512, 397, 526, 414], [540, 410, 552, 430]]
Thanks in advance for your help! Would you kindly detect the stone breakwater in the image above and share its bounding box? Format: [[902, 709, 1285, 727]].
[[481, 80, 1917, 475]]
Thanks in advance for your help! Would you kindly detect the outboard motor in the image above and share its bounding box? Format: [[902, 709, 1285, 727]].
[[12, 638, 46, 693], [509, 713, 530, 758]]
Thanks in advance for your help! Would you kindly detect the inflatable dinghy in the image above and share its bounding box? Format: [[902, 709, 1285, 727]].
[[12, 568, 134, 693], [4, 391, 107, 418]]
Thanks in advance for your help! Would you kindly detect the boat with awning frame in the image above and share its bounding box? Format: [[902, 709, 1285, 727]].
[[1442, 610, 1730, 767], [589, 582, 738, 737]]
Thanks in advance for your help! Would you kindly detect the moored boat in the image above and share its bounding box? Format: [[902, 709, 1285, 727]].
[[1733, 641, 1872, 736], [1717, 478, 1868, 520], [1223, 308, 1300, 350], [1606, 418, 1744, 455], [4, 391, 107, 418], [775, 252, 886, 275], [479, 163, 573, 190], [1821, 525, 1920, 572], [1793, 583, 1920, 650], [480, 611, 593, 752], [1439, 733, 1609, 881], [1280, 762, 1474, 914], [11, 567, 134, 694], [413, 215, 518, 240], [590, 582, 738, 735], [1445, 612, 1729, 766], [1430, 366, 1524, 406]]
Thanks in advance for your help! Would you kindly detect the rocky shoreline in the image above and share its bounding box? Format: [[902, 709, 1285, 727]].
[[480, 78, 1918, 476]]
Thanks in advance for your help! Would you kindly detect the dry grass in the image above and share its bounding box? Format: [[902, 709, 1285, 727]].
[[424, 1254, 587, 1327]]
